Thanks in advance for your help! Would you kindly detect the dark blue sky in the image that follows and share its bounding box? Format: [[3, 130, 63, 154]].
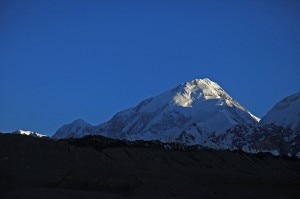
[[1, 0, 300, 136]]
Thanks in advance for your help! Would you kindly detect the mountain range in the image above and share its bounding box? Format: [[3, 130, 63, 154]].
[[44, 78, 299, 157]]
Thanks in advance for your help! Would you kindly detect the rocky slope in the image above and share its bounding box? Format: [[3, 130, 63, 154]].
[[205, 124, 299, 156], [176, 92, 300, 156]]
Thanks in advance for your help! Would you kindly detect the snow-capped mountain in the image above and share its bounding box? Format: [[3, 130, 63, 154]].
[[259, 92, 300, 133], [52, 79, 300, 157], [13, 130, 47, 138], [53, 78, 258, 140]]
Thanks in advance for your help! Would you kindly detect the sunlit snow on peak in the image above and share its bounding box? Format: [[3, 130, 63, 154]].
[[173, 78, 230, 107], [14, 130, 47, 138]]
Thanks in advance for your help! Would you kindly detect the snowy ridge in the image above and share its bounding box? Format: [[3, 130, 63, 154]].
[[53, 119, 94, 139], [13, 130, 47, 138]]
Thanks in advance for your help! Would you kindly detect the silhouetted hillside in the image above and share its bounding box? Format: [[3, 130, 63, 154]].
[[1, 133, 300, 199]]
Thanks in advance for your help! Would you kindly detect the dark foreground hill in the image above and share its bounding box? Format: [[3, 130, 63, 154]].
[[0, 133, 300, 199]]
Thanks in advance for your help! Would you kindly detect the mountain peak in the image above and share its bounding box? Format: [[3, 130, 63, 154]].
[[174, 78, 229, 107], [53, 78, 259, 140], [52, 119, 92, 139], [72, 119, 89, 125], [191, 78, 216, 85]]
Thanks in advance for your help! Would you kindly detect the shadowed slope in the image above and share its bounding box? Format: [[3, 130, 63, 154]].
[[1, 133, 300, 199]]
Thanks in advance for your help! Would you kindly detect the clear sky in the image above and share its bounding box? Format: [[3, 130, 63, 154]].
[[1, 0, 300, 136]]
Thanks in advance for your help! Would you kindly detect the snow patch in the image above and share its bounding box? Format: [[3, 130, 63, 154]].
[[14, 130, 47, 138]]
